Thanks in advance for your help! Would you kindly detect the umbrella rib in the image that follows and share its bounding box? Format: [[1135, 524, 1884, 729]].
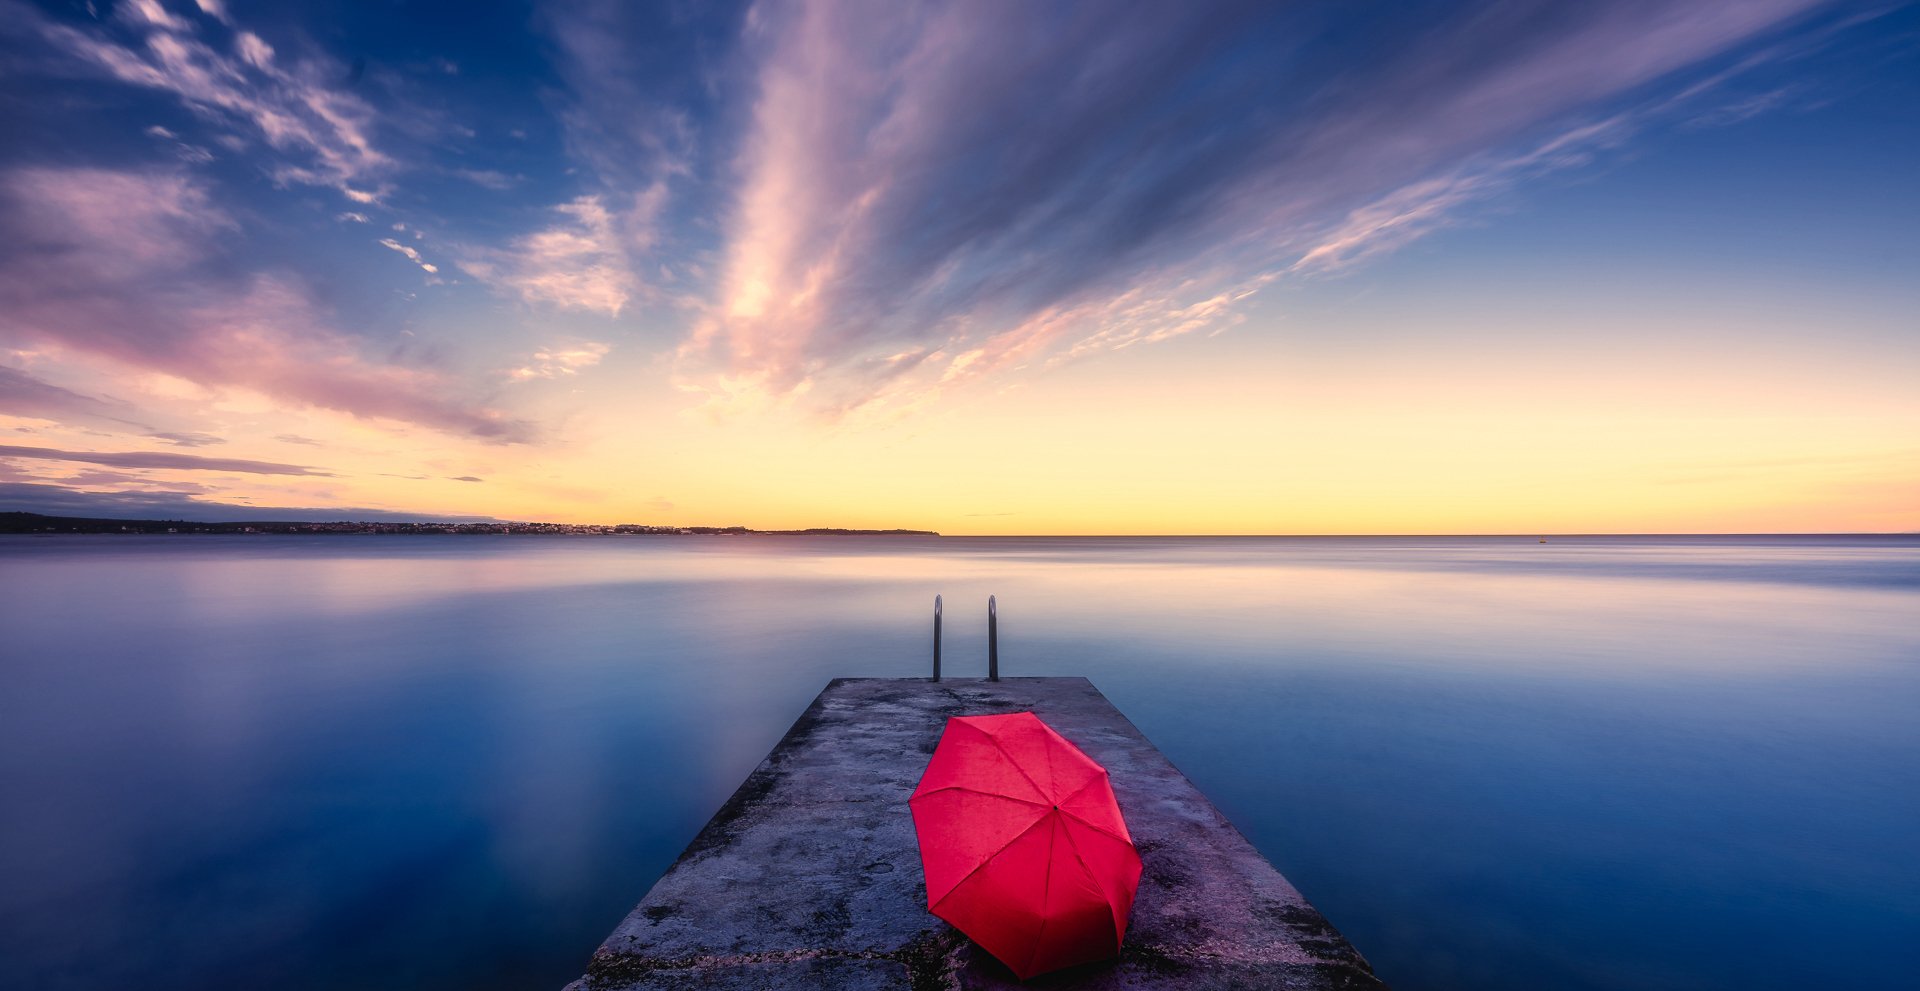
[[953, 718, 1053, 801], [1054, 777, 1132, 843], [1058, 807, 1130, 844], [1024, 811, 1058, 978], [1058, 813, 1124, 952], [912, 785, 1050, 808], [929, 814, 1053, 914]]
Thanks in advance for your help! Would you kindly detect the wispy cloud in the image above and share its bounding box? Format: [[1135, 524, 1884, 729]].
[[519, 0, 728, 317], [509, 342, 611, 381], [0, 481, 499, 523], [144, 430, 225, 448], [142, 121, 215, 163], [15, 0, 391, 201], [0, 168, 534, 443], [537, 0, 714, 189], [451, 168, 518, 190], [1686, 85, 1808, 128], [378, 237, 440, 275], [0, 364, 147, 430], [0, 443, 329, 476], [1285, 114, 1639, 277], [460, 196, 644, 316], [192, 0, 233, 26], [671, 0, 1831, 414]]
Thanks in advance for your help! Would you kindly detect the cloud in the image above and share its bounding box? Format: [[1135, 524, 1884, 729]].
[[0, 168, 535, 443], [537, 0, 713, 189], [1285, 114, 1639, 276], [512, 1, 726, 319], [142, 120, 216, 164], [122, 0, 186, 32], [0, 443, 329, 476], [509, 342, 611, 381], [1686, 85, 1806, 128], [0, 481, 498, 523], [55, 468, 217, 492], [452, 168, 518, 190], [192, 0, 232, 26], [378, 237, 440, 275], [1, 166, 233, 277], [447, 475, 483, 483], [144, 430, 225, 447], [460, 196, 643, 315], [0, 364, 147, 429], [18, 0, 391, 200], [274, 433, 321, 446], [671, 0, 1830, 413]]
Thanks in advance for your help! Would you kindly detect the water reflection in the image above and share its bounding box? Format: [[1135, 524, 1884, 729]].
[[0, 535, 1915, 991]]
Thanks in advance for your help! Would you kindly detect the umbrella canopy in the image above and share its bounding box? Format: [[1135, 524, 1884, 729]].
[[908, 711, 1144, 979]]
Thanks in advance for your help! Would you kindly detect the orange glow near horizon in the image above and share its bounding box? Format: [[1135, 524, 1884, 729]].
[[4, 0, 1917, 538], [12, 289, 1910, 536]]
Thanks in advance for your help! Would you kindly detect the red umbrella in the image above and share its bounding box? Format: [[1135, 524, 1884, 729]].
[[908, 711, 1144, 979]]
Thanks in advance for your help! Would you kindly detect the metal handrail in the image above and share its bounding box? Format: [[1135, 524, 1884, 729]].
[[987, 595, 999, 682]]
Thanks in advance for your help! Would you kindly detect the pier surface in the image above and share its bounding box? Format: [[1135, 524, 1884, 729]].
[[567, 677, 1386, 990]]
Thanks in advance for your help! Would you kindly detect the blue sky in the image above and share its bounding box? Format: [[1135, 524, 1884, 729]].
[[0, 0, 1914, 531]]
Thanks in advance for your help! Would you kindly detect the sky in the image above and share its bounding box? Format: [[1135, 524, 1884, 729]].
[[0, 0, 1914, 534]]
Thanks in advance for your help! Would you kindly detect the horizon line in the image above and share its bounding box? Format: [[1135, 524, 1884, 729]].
[[3, 511, 1914, 539]]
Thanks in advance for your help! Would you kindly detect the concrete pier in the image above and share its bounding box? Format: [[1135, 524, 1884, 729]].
[[567, 677, 1386, 989]]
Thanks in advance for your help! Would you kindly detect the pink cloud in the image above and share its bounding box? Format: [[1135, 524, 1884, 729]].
[[508, 342, 612, 381], [0, 168, 533, 443], [676, 0, 1832, 416], [0, 363, 148, 430], [378, 237, 440, 276], [0, 442, 327, 476], [459, 193, 664, 317], [26, 0, 390, 200]]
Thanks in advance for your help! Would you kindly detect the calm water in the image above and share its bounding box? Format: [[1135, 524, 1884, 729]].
[[1, 535, 1915, 990]]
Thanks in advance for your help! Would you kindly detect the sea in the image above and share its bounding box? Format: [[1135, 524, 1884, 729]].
[[0, 534, 1914, 991]]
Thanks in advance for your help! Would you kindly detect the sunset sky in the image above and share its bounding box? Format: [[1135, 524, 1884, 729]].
[[0, 0, 1914, 534]]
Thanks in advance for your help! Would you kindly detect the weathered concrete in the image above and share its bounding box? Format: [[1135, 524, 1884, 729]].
[[567, 677, 1386, 990]]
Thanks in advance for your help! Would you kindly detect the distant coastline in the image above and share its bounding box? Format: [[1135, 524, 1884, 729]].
[[0, 512, 939, 537]]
